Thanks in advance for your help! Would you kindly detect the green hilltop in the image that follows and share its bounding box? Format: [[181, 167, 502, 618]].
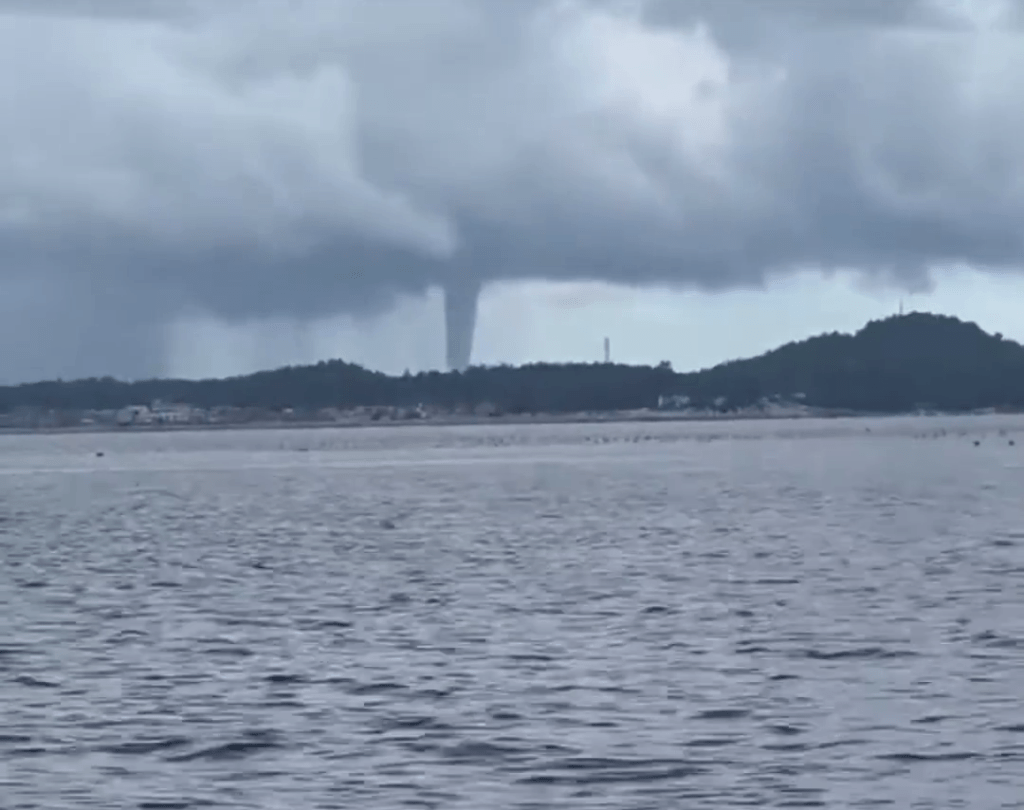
[[2, 312, 1022, 415], [674, 311, 1024, 413]]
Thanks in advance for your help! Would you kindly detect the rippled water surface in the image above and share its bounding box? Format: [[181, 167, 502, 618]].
[[3, 416, 1024, 809]]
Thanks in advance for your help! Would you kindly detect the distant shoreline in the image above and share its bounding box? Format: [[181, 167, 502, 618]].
[[5, 313, 1024, 426], [0, 407, 963, 436]]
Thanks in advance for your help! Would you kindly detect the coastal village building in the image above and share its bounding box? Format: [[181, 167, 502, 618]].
[[115, 402, 193, 426]]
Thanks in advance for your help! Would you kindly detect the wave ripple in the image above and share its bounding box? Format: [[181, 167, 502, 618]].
[[2, 417, 1024, 807]]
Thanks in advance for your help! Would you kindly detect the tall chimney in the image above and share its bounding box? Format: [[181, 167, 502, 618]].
[[604, 336, 610, 364]]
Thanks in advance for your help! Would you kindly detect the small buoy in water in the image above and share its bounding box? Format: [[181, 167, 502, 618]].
[[1010, 440, 1016, 447], [95, 451, 104, 458], [974, 440, 981, 447]]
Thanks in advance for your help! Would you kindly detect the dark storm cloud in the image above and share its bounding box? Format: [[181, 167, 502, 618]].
[[1, 0, 1023, 377], [0, 0, 189, 20], [643, 0, 1018, 33]]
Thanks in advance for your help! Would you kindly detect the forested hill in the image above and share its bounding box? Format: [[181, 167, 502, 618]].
[[2, 312, 1023, 415], [673, 312, 1024, 413]]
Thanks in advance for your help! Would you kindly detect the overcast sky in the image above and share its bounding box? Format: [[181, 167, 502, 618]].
[[2, 0, 1023, 381]]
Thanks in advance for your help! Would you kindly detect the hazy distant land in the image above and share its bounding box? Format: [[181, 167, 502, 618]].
[[2, 312, 1023, 432]]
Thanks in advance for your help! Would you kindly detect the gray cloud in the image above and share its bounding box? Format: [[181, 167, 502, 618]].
[[1, 0, 1023, 377], [0, 0, 185, 19], [644, 0, 1021, 34]]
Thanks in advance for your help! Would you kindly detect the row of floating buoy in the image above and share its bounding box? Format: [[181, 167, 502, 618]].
[[905, 427, 1018, 446], [582, 434, 658, 443]]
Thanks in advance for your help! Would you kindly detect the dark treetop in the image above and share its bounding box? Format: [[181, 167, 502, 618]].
[[3, 313, 1022, 415]]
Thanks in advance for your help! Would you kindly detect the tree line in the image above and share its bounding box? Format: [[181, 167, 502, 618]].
[[2, 313, 1023, 415]]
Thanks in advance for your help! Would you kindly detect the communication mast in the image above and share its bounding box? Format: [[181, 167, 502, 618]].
[[603, 336, 611, 364]]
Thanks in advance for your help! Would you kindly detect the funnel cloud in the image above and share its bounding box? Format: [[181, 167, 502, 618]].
[[444, 280, 481, 372], [2, 0, 1024, 378]]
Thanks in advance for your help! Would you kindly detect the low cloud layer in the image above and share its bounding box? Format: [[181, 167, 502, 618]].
[[1, 0, 1022, 378]]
